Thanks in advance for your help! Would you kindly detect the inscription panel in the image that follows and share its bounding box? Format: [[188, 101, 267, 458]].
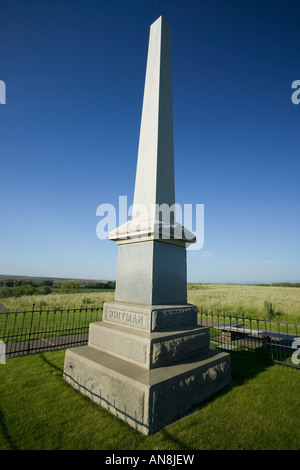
[[151, 306, 197, 331], [103, 305, 150, 330], [103, 302, 198, 332]]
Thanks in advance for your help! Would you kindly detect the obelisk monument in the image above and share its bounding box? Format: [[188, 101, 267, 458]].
[[64, 16, 231, 435]]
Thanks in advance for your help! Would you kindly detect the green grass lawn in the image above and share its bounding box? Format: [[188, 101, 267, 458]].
[[0, 350, 299, 450]]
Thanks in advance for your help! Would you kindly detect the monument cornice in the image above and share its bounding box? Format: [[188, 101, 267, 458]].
[[109, 218, 196, 247]]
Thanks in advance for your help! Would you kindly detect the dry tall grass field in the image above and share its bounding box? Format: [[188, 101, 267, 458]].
[[1, 284, 299, 322], [188, 284, 300, 322]]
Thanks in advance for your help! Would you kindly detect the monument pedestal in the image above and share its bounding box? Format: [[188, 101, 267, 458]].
[[64, 301, 231, 435]]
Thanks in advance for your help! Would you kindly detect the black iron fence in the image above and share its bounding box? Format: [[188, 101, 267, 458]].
[[0, 305, 102, 358], [199, 308, 300, 369], [0, 305, 299, 368]]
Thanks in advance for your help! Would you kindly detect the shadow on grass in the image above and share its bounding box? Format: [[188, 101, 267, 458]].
[[229, 352, 274, 385], [0, 409, 19, 450], [150, 353, 275, 450], [157, 428, 195, 450], [39, 352, 64, 373]]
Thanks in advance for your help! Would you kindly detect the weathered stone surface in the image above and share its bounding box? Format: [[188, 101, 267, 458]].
[[64, 347, 147, 432], [151, 304, 197, 331], [114, 241, 187, 305], [63, 345, 231, 435], [89, 321, 210, 369], [103, 301, 197, 332], [149, 353, 231, 433], [151, 330, 209, 368], [89, 322, 150, 367]]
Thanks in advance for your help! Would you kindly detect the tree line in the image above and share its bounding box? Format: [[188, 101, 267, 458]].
[[256, 282, 300, 288], [0, 279, 116, 298]]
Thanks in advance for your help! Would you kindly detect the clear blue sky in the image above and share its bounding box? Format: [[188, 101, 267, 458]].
[[1, 0, 299, 283]]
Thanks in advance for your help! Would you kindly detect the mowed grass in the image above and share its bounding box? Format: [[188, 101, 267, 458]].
[[0, 350, 299, 450], [187, 284, 300, 322]]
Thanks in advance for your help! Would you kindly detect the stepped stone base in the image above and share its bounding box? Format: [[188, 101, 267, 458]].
[[63, 301, 231, 435], [88, 321, 210, 369], [64, 345, 231, 435]]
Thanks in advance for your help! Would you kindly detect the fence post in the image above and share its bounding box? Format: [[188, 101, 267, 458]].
[[3, 311, 9, 339], [27, 304, 35, 355], [0, 340, 6, 364]]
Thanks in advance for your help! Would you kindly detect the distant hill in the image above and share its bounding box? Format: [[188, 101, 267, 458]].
[[0, 275, 113, 285]]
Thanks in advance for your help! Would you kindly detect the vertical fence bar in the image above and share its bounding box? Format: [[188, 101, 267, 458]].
[[269, 316, 274, 363], [84, 306, 88, 329], [27, 304, 35, 355], [20, 309, 27, 356], [52, 307, 56, 336], [65, 307, 69, 336], [21, 309, 27, 348], [241, 313, 245, 352], [3, 311, 9, 338], [78, 307, 82, 336], [255, 316, 259, 356], [45, 308, 49, 340], [37, 308, 42, 343], [59, 308, 63, 335], [12, 310, 17, 344], [71, 307, 76, 335], [284, 320, 288, 366], [276, 321, 281, 364]]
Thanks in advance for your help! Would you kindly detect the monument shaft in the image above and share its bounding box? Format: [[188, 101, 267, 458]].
[[133, 16, 175, 216], [113, 17, 188, 305]]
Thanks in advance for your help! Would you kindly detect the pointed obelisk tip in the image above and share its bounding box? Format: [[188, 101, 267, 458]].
[[151, 15, 169, 27]]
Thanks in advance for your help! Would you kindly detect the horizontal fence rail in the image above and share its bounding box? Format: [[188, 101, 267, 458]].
[[0, 305, 299, 368]]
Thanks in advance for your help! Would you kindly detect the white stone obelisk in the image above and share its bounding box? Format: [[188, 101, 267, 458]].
[[64, 16, 231, 436], [133, 16, 175, 217], [110, 16, 195, 305]]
